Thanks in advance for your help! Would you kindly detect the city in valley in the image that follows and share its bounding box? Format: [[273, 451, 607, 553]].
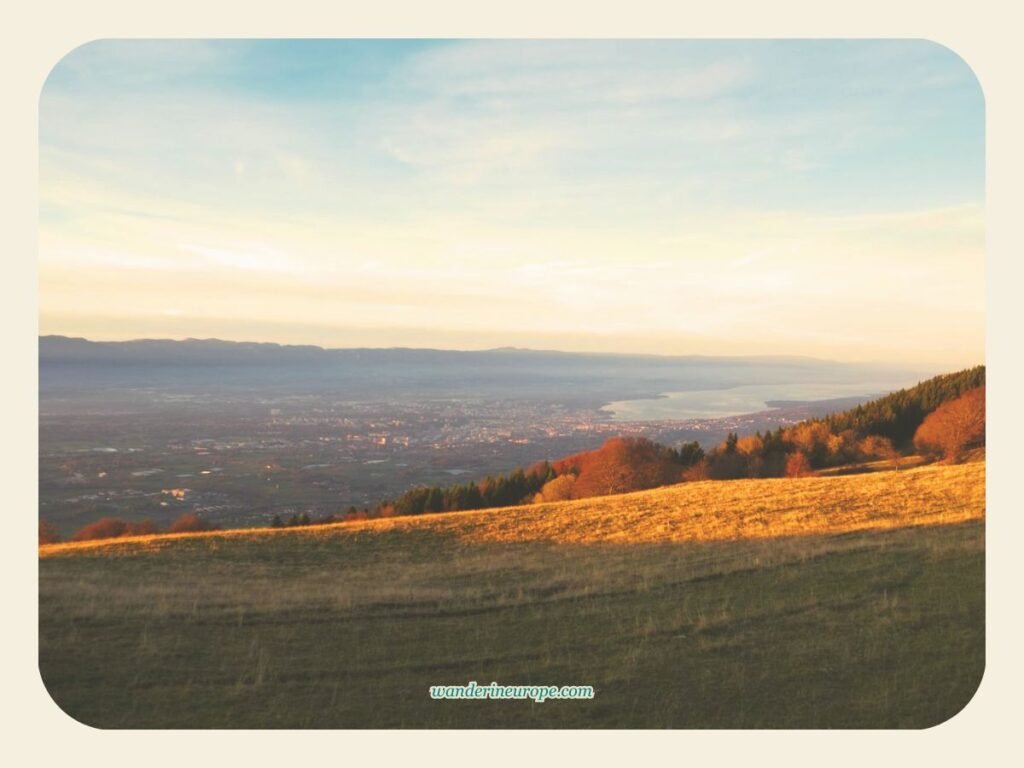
[[39, 337, 923, 535]]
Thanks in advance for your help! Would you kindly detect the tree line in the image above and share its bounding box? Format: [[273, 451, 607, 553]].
[[690, 367, 985, 480], [325, 365, 986, 523], [349, 437, 707, 520], [819, 365, 985, 447]]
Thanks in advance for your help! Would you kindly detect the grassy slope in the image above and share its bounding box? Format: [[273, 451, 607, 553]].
[[39, 462, 985, 728]]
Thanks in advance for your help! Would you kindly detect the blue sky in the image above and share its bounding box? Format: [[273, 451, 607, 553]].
[[38, 40, 984, 367]]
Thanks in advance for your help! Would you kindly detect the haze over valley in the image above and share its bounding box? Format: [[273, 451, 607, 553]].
[[40, 335, 928, 535]]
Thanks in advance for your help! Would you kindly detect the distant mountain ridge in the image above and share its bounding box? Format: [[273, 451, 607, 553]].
[[39, 335, 861, 368], [38, 335, 934, 404]]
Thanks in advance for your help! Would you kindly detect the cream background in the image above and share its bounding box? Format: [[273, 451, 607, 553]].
[[3, 1, 1022, 764]]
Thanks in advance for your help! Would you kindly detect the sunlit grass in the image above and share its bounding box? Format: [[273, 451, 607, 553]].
[[38, 461, 984, 728], [41, 460, 985, 556]]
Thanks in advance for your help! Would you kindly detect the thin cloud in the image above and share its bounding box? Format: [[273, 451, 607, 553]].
[[38, 40, 984, 368]]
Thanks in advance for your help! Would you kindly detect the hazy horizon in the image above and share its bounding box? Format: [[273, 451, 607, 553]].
[[40, 40, 984, 369], [38, 332, 973, 371]]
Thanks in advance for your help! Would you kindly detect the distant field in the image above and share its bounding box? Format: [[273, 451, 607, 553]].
[[39, 461, 985, 728]]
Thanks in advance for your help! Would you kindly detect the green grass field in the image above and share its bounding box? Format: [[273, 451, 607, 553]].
[[39, 462, 984, 728]]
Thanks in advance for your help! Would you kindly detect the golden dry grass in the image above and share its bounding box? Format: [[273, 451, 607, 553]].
[[40, 460, 984, 557], [38, 460, 985, 728]]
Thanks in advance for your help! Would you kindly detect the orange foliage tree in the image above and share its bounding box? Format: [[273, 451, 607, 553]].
[[554, 437, 682, 499], [787, 422, 833, 466], [858, 434, 901, 469], [913, 386, 985, 462], [533, 474, 577, 503], [71, 517, 157, 542], [785, 452, 813, 478], [682, 458, 711, 482], [734, 435, 766, 477]]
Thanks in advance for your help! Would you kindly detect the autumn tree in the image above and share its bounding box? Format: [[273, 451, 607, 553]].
[[557, 437, 682, 498], [71, 518, 126, 541], [913, 386, 985, 463], [827, 429, 860, 465], [785, 451, 813, 478], [736, 434, 766, 477], [787, 422, 833, 467], [858, 434, 901, 470], [533, 473, 577, 503], [682, 458, 711, 482], [70, 517, 157, 541]]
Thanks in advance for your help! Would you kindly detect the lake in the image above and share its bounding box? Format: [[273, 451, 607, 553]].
[[600, 380, 920, 422]]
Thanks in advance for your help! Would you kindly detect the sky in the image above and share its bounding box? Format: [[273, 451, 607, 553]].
[[38, 39, 984, 368]]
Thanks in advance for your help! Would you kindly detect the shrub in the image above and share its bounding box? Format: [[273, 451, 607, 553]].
[[70, 517, 157, 541], [71, 517, 129, 541]]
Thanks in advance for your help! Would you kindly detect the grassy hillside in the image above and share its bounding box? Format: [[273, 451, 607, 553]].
[[39, 461, 984, 728]]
